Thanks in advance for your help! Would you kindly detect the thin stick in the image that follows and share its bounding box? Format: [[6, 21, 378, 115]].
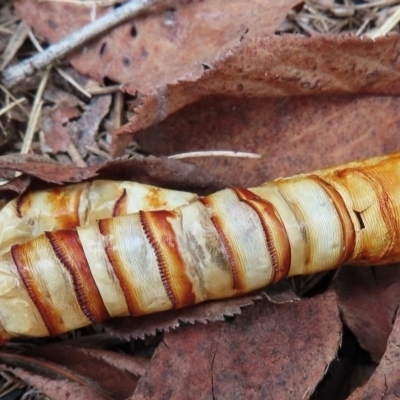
[[85, 144, 111, 159], [168, 151, 262, 160], [87, 84, 121, 95], [0, 0, 157, 88], [67, 142, 87, 167], [367, 5, 400, 38], [0, 84, 30, 117], [20, 68, 51, 154], [0, 98, 26, 118], [27, 27, 92, 99], [0, 22, 29, 71]]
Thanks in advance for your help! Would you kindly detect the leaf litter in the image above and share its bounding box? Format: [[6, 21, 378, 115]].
[[0, 0, 400, 399]]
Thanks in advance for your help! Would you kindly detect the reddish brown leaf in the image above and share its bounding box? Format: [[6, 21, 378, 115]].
[[331, 265, 400, 363], [95, 154, 226, 193], [114, 34, 400, 154], [0, 153, 223, 194], [134, 94, 400, 187], [348, 309, 400, 399], [15, 0, 300, 87], [26, 344, 141, 399], [42, 106, 81, 153], [0, 154, 96, 184], [68, 95, 112, 157], [0, 352, 113, 400], [102, 292, 264, 340], [132, 292, 341, 400]]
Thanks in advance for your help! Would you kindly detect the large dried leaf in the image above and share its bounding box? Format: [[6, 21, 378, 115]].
[[0, 352, 113, 400], [134, 94, 400, 187], [0, 153, 224, 194], [331, 265, 400, 363], [348, 309, 400, 399], [25, 344, 141, 399], [114, 34, 400, 154], [102, 292, 265, 340], [132, 292, 341, 400], [15, 0, 300, 87]]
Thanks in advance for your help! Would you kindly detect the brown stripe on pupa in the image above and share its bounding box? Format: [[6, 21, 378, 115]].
[[199, 196, 246, 292], [140, 210, 195, 308], [309, 175, 356, 264], [11, 243, 65, 336], [113, 189, 128, 216], [98, 219, 143, 316], [15, 191, 30, 218], [232, 188, 291, 283], [47, 187, 82, 229], [45, 230, 110, 323]]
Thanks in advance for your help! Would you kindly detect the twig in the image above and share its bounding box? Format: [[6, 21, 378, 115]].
[[366, 4, 400, 38], [67, 142, 87, 167], [0, 21, 29, 71], [0, 98, 26, 118], [85, 144, 111, 159], [20, 68, 51, 154], [87, 84, 121, 95], [27, 27, 92, 99], [168, 151, 262, 159], [0, 0, 157, 88]]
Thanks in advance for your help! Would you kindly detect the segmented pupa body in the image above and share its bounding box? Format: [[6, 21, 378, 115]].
[[0, 153, 400, 342]]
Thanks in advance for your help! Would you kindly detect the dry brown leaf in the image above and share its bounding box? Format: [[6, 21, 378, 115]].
[[68, 95, 111, 157], [42, 105, 81, 153], [15, 0, 300, 87], [95, 154, 226, 193], [0, 154, 95, 184], [348, 309, 400, 399], [132, 292, 341, 400], [0, 153, 223, 195], [102, 292, 264, 340], [0, 352, 113, 400], [25, 344, 141, 399], [114, 34, 400, 154], [331, 265, 400, 363], [134, 94, 400, 188]]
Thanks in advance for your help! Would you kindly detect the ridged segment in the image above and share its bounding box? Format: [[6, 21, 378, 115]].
[[317, 160, 400, 264], [309, 175, 356, 264], [45, 230, 110, 323], [11, 236, 89, 335], [0, 252, 49, 337], [140, 210, 195, 308], [232, 188, 291, 283], [77, 223, 129, 317], [175, 201, 234, 301], [271, 177, 345, 275], [201, 189, 273, 293]]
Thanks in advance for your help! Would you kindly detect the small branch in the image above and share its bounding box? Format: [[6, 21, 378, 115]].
[[0, 0, 157, 88], [168, 151, 262, 159]]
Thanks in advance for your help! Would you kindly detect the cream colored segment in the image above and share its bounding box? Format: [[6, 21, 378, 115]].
[[104, 214, 173, 314], [205, 189, 273, 293], [0, 204, 34, 255], [77, 223, 129, 317], [24, 238, 90, 330], [175, 201, 241, 301], [271, 178, 344, 275], [0, 253, 48, 337], [316, 171, 389, 262], [86, 180, 197, 222], [122, 182, 198, 213], [251, 184, 306, 277], [0, 182, 90, 255], [0, 180, 196, 256]]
